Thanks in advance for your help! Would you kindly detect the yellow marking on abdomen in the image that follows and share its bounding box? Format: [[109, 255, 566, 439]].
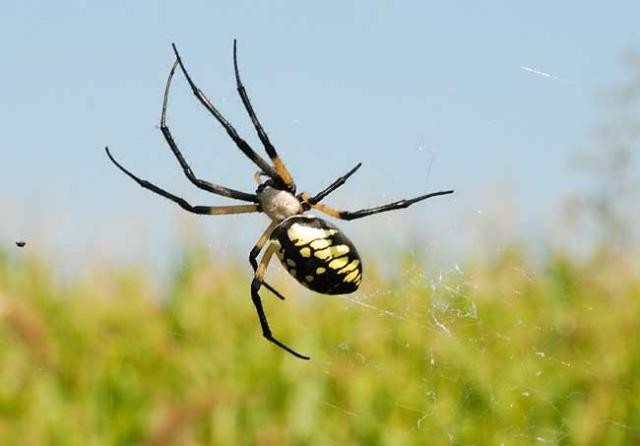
[[287, 224, 337, 247], [344, 270, 360, 283], [314, 244, 350, 260], [338, 259, 360, 275], [273, 241, 285, 260], [300, 247, 311, 258], [310, 238, 331, 250], [329, 257, 349, 270]]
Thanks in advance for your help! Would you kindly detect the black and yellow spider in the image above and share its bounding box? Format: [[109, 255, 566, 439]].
[[105, 41, 453, 360]]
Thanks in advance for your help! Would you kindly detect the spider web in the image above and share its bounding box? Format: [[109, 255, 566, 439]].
[[301, 103, 640, 443]]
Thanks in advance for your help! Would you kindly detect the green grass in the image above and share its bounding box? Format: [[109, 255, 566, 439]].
[[0, 246, 639, 445]]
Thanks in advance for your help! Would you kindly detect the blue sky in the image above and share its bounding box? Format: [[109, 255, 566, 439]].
[[2, 1, 639, 274]]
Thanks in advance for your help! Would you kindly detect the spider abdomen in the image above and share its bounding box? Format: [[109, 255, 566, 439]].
[[270, 215, 362, 294]]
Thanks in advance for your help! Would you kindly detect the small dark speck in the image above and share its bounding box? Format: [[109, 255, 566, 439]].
[[16, 241, 26, 248]]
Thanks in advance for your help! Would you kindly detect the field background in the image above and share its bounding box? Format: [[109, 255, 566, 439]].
[[1, 239, 639, 445]]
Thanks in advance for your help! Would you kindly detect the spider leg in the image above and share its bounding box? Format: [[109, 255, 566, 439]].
[[233, 40, 295, 189], [106, 147, 259, 215], [301, 162, 363, 208], [303, 190, 454, 221], [250, 222, 286, 301], [160, 60, 258, 203], [171, 44, 281, 181], [251, 244, 310, 360]]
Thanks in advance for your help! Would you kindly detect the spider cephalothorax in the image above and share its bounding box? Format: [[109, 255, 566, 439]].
[[256, 182, 302, 223], [106, 40, 453, 360]]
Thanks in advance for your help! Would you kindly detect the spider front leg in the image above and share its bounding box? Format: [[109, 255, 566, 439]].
[[300, 162, 363, 208], [160, 59, 257, 203], [171, 43, 281, 182], [106, 147, 259, 215], [251, 244, 310, 360], [233, 40, 295, 190], [300, 190, 454, 220]]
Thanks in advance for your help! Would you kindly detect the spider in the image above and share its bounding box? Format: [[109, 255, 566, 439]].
[[105, 41, 454, 360]]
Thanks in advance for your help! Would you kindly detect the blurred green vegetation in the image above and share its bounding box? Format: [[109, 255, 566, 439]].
[[0, 243, 638, 446]]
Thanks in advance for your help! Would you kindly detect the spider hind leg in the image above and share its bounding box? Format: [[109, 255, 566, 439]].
[[251, 244, 310, 360]]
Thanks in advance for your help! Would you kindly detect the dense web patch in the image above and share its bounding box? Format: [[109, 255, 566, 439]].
[[308, 225, 640, 444]]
